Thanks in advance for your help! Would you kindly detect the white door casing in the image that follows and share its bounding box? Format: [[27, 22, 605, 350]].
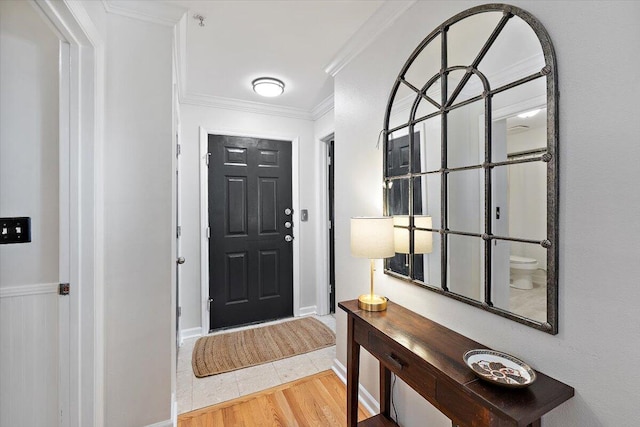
[[31, 1, 104, 425]]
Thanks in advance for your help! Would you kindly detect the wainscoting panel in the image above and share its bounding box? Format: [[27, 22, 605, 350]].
[[0, 284, 59, 427]]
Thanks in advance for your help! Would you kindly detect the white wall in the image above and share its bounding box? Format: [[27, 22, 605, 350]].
[[178, 103, 319, 331], [0, 0, 59, 287], [102, 13, 174, 427], [334, 1, 640, 426], [0, 2, 60, 425], [508, 126, 547, 269]]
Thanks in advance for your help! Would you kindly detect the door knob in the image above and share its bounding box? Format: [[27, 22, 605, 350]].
[[177, 257, 185, 264], [285, 235, 293, 242], [285, 221, 292, 228]]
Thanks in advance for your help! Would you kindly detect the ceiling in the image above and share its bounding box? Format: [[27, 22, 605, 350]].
[[169, 0, 384, 113]]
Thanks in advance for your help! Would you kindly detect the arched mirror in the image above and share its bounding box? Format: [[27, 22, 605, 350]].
[[383, 4, 559, 334]]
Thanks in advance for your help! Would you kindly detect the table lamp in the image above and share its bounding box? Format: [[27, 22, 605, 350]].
[[351, 217, 395, 311]]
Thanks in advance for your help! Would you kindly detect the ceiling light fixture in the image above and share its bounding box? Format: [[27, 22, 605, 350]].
[[517, 109, 541, 119], [252, 77, 285, 97]]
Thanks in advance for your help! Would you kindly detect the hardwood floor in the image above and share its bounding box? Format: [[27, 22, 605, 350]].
[[178, 370, 371, 427]]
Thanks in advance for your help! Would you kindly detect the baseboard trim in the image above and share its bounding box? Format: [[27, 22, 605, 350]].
[[299, 305, 317, 317], [145, 417, 173, 427], [180, 327, 202, 342], [332, 359, 380, 416], [0, 283, 59, 298], [171, 392, 177, 427]]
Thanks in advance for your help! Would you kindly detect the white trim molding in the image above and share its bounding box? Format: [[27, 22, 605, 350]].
[[101, 0, 186, 27], [0, 283, 59, 298], [324, 1, 416, 77], [145, 418, 173, 427], [182, 92, 314, 121], [179, 327, 202, 342], [310, 95, 334, 121], [31, 1, 105, 425], [332, 359, 380, 416], [315, 133, 334, 316], [298, 306, 317, 317]]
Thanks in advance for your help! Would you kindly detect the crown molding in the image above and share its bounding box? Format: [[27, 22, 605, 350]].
[[324, 0, 416, 77], [180, 92, 316, 121], [310, 95, 334, 121], [180, 91, 335, 122], [101, 0, 186, 27]]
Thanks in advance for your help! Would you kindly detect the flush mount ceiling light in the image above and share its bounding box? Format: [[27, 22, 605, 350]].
[[252, 77, 285, 97], [517, 109, 541, 119]]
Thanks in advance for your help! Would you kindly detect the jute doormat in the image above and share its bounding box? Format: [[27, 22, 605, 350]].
[[192, 317, 335, 378]]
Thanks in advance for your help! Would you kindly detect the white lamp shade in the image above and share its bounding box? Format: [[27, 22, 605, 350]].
[[414, 215, 433, 254], [393, 215, 410, 254], [351, 217, 395, 259], [393, 215, 433, 254]]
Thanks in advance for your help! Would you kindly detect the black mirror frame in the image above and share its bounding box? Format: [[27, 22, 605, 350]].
[[382, 3, 559, 334]]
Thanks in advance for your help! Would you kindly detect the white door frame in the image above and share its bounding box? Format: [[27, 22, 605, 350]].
[[478, 94, 546, 301], [32, 1, 104, 425], [199, 127, 301, 335], [58, 38, 72, 427], [315, 133, 333, 315]]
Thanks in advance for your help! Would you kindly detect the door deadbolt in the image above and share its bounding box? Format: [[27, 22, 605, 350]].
[[285, 235, 293, 242], [285, 221, 292, 228], [284, 208, 292, 215]]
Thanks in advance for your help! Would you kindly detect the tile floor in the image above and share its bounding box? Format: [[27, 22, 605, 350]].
[[509, 282, 547, 323], [177, 314, 337, 414]]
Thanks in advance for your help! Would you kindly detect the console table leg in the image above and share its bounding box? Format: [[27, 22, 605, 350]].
[[347, 316, 360, 427], [380, 365, 391, 418]]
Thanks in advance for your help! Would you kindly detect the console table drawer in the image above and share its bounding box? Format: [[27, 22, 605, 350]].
[[367, 331, 437, 399], [436, 380, 507, 427]]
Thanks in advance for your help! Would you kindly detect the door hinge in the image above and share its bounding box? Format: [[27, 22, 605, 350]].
[[328, 155, 332, 166], [328, 220, 332, 230], [59, 283, 70, 296], [177, 306, 182, 317], [329, 284, 333, 294], [177, 225, 181, 238], [207, 297, 213, 312], [206, 226, 210, 239], [206, 152, 211, 166], [176, 143, 181, 156]]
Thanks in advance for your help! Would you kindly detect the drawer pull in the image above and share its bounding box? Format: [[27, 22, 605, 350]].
[[385, 353, 404, 370]]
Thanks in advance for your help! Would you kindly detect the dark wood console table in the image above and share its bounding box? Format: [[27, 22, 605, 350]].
[[339, 299, 574, 427]]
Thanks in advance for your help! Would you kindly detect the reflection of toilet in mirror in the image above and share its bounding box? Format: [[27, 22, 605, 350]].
[[509, 255, 538, 289]]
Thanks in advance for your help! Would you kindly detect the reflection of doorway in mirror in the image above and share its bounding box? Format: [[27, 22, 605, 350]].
[[479, 103, 548, 323], [505, 108, 547, 323]]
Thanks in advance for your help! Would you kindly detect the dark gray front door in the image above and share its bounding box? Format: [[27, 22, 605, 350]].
[[387, 132, 424, 280], [208, 134, 293, 330]]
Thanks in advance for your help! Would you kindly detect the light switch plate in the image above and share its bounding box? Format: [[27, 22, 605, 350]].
[[0, 217, 31, 244]]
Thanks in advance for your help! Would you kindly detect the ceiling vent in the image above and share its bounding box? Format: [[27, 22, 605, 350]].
[[507, 125, 530, 135]]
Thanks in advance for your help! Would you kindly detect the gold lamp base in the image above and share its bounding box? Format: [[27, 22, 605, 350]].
[[358, 294, 388, 312]]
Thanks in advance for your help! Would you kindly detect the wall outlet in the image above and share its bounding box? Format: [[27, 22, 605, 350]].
[[0, 217, 31, 244], [301, 209, 308, 222]]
